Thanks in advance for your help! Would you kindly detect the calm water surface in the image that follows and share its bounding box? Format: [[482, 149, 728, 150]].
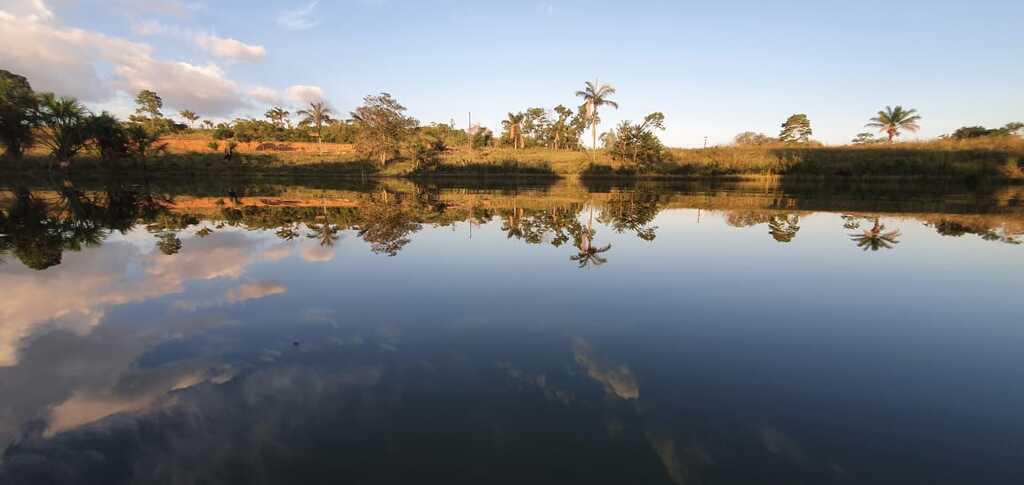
[[1, 179, 1022, 484]]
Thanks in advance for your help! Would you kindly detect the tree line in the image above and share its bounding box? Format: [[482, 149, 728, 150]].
[[4, 67, 1021, 172]]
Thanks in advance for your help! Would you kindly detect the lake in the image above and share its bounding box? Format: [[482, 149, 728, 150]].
[[1, 177, 1022, 484]]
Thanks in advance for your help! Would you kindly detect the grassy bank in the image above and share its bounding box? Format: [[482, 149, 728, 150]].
[[4, 137, 1022, 181]]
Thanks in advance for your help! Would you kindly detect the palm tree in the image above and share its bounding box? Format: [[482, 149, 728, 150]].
[[571, 206, 611, 269], [36, 94, 91, 169], [575, 79, 619, 151], [264, 106, 290, 128], [501, 112, 525, 149], [850, 217, 901, 251], [297, 101, 332, 154], [866, 106, 921, 142]]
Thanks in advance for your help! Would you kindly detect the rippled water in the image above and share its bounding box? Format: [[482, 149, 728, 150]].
[[1, 178, 1022, 484]]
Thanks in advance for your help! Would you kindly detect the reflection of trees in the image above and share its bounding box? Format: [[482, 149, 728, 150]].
[[356, 202, 421, 257], [768, 215, 800, 243], [931, 219, 1021, 245], [598, 191, 660, 241], [0, 185, 167, 270], [850, 217, 901, 251], [307, 222, 340, 248]]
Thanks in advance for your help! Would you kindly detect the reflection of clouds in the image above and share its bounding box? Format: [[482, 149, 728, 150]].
[[572, 338, 639, 400], [260, 243, 293, 261], [226, 282, 287, 303], [301, 244, 335, 262], [760, 427, 808, 464], [2, 365, 382, 484], [0, 231, 274, 367], [175, 281, 288, 311]]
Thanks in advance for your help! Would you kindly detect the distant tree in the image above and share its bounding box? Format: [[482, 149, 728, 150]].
[[36, 94, 91, 168], [0, 70, 39, 159], [851, 132, 885, 144], [950, 122, 1023, 140], [521, 107, 550, 146], [779, 114, 812, 144], [178, 109, 199, 128], [866, 106, 921, 142], [264, 106, 290, 128], [501, 112, 525, 149], [135, 90, 163, 119], [201, 120, 214, 129], [351, 93, 418, 165], [575, 80, 619, 151], [297, 101, 332, 154], [733, 131, 776, 146]]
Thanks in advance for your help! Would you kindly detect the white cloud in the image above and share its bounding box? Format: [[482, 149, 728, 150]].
[[276, 1, 320, 31], [196, 34, 266, 62], [248, 86, 282, 105], [286, 85, 325, 105], [0, 8, 248, 115]]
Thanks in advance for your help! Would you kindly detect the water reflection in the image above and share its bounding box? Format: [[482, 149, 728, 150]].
[[1, 178, 1024, 484]]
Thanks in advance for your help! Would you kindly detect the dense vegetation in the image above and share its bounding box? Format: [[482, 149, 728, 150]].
[[1, 69, 1022, 180]]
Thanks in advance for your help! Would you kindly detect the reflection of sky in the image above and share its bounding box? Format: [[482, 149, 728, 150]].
[[1, 209, 1024, 483]]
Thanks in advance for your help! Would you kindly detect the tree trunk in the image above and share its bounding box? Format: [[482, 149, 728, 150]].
[[592, 121, 597, 151]]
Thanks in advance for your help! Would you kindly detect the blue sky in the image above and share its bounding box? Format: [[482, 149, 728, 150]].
[[2, 0, 1022, 146]]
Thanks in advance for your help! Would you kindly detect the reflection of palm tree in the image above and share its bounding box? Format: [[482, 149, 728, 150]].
[[572, 207, 612, 269], [850, 217, 901, 251], [307, 222, 340, 247]]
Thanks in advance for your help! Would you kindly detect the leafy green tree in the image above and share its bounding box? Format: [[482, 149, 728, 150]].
[[351, 93, 418, 165], [866, 106, 921, 142], [575, 80, 619, 151], [779, 114, 812, 144], [178, 109, 199, 128], [297, 101, 333, 154], [36, 94, 91, 168], [608, 113, 667, 168], [264, 106, 290, 128], [501, 112, 525, 149], [733, 131, 776, 146], [0, 70, 38, 159], [135, 90, 163, 118], [521, 107, 550, 146]]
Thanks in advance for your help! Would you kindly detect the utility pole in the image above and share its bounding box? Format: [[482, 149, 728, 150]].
[[703, 136, 708, 149], [467, 112, 473, 151]]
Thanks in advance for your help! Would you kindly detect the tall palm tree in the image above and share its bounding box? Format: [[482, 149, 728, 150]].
[[297, 101, 332, 154], [264, 107, 290, 128], [850, 217, 901, 251], [575, 79, 619, 151], [501, 112, 525, 149], [866, 106, 921, 142]]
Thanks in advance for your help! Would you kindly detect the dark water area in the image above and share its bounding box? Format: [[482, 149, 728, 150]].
[[1, 177, 1022, 484]]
